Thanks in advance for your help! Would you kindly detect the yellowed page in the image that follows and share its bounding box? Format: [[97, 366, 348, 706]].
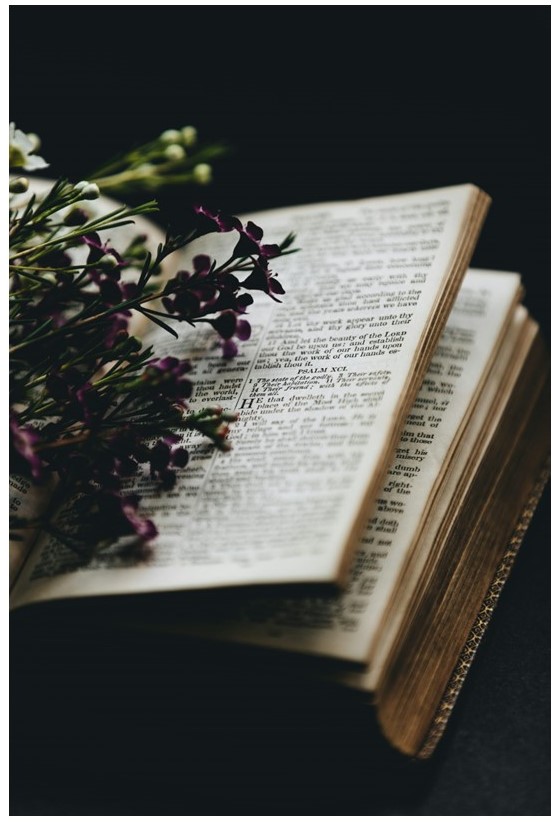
[[363, 305, 536, 689], [11, 185, 484, 606]]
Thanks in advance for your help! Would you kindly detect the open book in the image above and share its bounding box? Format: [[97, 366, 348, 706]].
[[9, 185, 549, 757]]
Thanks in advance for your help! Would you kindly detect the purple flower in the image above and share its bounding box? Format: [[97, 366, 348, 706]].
[[82, 232, 125, 281], [144, 356, 194, 404], [68, 490, 157, 548], [162, 256, 244, 325], [36, 249, 73, 271], [171, 446, 189, 467], [120, 495, 158, 541], [209, 311, 252, 359], [148, 439, 190, 489], [210, 310, 238, 340], [193, 205, 240, 236], [149, 440, 172, 472], [45, 374, 109, 426], [104, 313, 130, 347], [241, 257, 285, 302], [10, 415, 43, 480], [34, 280, 74, 328], [232, 221, 281, 260], [191, 254, 212, 275], [220, 339, 238, 359], [97, 281, 138, 344], [84, 491, 158, 542], [99, 278, 124, 305]]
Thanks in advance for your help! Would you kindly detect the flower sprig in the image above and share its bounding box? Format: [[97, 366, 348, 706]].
[[9, 127, 297, 555], [87, 126, 228, 196]]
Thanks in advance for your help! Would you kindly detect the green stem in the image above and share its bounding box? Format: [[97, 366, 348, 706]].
[[10, 202, 158, 262], [9, 290, 164, 355], [9, 269, 55, 286]]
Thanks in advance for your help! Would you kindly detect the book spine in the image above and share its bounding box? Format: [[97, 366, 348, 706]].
[[417, 461, 550, 759]]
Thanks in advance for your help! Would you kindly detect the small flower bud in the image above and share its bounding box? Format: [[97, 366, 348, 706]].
[[181, 126, 198, 147], [9, 177, 29, 194], [220, 410, 240, 422], [135, 163, 154, 176], [164, 144, 186, 162], [63, 207, 89, 226], [78, 183, 100, 200], [126, 336, 142, 354], [98, 253, 118, 270], [193, 163, 212, 185], [160, 129, 181, 144], [171, 447, 189, 468]]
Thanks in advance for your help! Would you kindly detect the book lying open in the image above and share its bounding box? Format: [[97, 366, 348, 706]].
[[9, 184, 549, 757]]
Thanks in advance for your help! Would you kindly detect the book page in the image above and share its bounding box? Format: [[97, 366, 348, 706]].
[[9, 476, 55, 588], [11, 186, 486, 607], [144, 270, 523, 662], [365, 306, 540, 694]]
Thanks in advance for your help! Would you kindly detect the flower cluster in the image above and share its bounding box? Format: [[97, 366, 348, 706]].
[[86, 125, 227, 195], [161, 205, 293, 357], [9, 126, 296, 555]]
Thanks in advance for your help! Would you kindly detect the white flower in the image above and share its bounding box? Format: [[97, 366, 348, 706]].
[[9, 123, 49, 171]]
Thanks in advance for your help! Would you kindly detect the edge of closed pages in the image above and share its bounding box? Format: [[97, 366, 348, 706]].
[[418, 459, 551, 759]]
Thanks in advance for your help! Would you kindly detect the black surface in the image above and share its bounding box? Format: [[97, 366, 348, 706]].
[[10, 8, 550, 815]]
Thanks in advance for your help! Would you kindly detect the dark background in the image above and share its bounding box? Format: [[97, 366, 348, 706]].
[[10, 8, 550, 815]]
